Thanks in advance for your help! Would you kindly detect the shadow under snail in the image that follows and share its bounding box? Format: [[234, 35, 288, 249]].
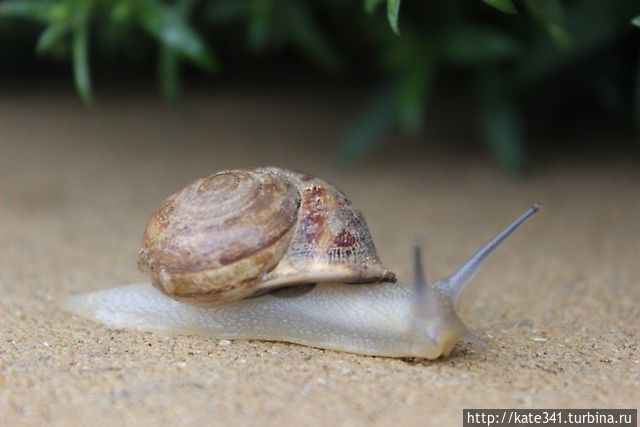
[[65, 167, 540, 359]]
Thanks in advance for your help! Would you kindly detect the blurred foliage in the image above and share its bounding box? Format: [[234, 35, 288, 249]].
[[0, 0, 639, 170]]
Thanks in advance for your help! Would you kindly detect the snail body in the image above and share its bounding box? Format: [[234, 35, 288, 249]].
[[65, 167, 539, 359], [65, 281, 462, 359]]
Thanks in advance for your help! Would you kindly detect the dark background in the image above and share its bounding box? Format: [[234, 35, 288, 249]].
[[1, 0, 639, 172]]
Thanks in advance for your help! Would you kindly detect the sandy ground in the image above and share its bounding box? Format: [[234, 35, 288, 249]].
[[1, 88, 639, 426]]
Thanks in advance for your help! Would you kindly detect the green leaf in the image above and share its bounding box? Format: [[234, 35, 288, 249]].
[[157, 0, 197, 101], [524, 0, 572, 48], [545, 23, 572, 48], [442, 25, 520, 65], [482, 0, 517, 14], [72, 11, 92, 105], [520, 0, 636, 85], [159, 45, 181, 102], [477, 71, 525, 172], [387, 0, 401, 35], [631, 15, 640, 27], [138, 0, 216, 71], [341, 85, 397, 161], [396, 57, 434, 134], [480, 104, 525, 172], [248, 0, 271, 49], [111, 0, 133, 23], [281, 1, 344, 73], [635, 48, 640, 134], [36, 21, 70, 54], [364, 0, 384, 14], [0, 0, 54, 22]]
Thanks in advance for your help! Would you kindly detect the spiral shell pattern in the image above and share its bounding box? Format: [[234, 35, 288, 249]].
[[139, 169, 300, 301], [138, 167, 396, 302]]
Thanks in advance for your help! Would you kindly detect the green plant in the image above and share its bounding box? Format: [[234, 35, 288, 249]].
[[0, 0, 216, 103], [0, 0, 638, 170]]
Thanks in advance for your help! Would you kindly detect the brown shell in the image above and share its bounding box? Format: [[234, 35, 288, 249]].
[[138, 167, 396, 302]]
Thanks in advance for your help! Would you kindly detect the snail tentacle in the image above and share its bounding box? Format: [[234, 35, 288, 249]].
[[437, 204, 541, 304]]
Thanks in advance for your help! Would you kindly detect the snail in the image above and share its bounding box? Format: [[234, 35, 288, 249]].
[[64, 167, 540, 359]]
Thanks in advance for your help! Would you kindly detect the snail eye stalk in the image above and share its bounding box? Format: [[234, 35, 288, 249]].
[[440, 203, 541, 304], [411, 235, 436, 321]]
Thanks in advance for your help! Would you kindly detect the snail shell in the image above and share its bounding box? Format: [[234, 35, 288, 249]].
[[137, 167, 396, 303]]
